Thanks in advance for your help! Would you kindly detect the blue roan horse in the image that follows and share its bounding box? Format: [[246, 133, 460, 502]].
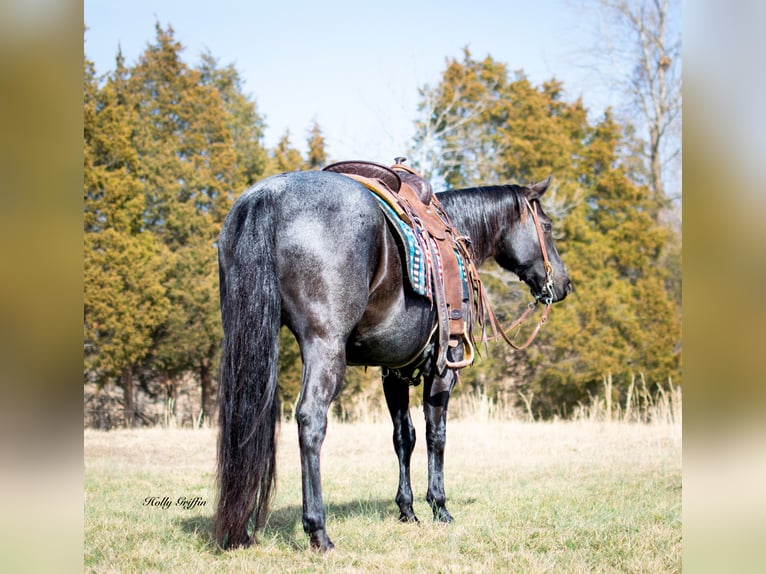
[[214, 170, 571, 550]]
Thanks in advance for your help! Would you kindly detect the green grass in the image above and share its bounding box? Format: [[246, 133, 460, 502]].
[[84, 417, 680, 573]]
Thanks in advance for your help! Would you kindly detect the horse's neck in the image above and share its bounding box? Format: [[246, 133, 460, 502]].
[[438, 187, 515, 266]]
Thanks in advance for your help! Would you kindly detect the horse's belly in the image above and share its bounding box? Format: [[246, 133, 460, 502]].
[[345, 303, 434, 367]]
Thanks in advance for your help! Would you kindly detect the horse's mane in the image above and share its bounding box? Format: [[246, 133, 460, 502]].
[[437, 185, 528, 262]]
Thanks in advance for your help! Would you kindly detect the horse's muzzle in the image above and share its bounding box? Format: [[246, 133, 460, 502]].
[[561, 279, 573, 299], [537, 278, 572, 303]]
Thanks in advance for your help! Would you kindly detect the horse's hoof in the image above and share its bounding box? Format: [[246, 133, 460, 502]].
[[315, 542, 334, 553], [309, 530, 335, 552], [223, 532, 252, 550], [433, 507, 454, 523], [398, 511, 420, 523]]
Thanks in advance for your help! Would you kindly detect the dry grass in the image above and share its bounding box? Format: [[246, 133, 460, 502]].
[[85, 400, 681, 573]]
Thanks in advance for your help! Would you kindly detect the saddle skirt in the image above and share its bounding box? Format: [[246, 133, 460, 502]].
[[323, 159, 477, 372]]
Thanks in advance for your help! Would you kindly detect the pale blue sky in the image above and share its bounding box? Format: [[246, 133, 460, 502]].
[[84, 0, 612, 162]]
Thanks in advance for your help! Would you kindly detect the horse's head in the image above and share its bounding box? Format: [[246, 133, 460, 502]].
[[495, 177, 572, 303]]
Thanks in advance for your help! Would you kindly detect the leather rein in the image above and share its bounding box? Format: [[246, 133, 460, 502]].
[[392, 159, 555, 353], [466, 197, 555, 352]]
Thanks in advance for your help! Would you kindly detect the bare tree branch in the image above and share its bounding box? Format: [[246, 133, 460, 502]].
[[599, 0, 681, 215]]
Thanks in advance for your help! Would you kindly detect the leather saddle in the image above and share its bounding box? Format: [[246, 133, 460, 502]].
[[323, 158, 475, 372]]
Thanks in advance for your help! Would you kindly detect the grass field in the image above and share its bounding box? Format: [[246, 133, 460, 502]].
[[84, 405, 680, 573]]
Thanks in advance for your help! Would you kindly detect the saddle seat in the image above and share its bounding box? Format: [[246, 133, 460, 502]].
[[323, 158, 475, 373], [324, 159, 435, 205]]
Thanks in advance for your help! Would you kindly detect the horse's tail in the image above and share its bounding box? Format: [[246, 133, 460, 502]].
[[214, 194, 281, 549]]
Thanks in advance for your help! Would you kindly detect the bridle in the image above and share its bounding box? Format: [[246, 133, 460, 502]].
[[466, 196, 555, 352], [390, 191, 557, 377], [526, 197, 555, 306]]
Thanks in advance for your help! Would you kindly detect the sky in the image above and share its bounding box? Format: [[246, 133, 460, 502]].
[[84, 0, 616, 163]]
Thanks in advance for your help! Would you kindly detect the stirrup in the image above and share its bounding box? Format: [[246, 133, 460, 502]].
[[445, 331, 474, 369]]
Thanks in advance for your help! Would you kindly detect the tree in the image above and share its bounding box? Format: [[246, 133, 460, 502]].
[[525, 110, 680, 416], [84, 52, 170, 425], [412, 51, 681, 416], [306, 121, 327, 169], [199, 51, 269, 187], [127, 24, 242, 421], [84, 24, 252, 424], [584, 0, 682, 217], [411, 48, 509, 188], [267, 130, 306, 175]]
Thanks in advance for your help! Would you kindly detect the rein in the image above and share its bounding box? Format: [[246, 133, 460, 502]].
[[465, 196, 554, 352]]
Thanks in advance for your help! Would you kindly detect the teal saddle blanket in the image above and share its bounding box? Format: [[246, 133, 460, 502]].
[[372, 195, 466, 300]]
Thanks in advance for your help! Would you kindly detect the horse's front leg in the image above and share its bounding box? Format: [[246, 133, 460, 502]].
[[383, 371, 419, 522], [423, 367, 458, 523], [295, 340, 346, 551]]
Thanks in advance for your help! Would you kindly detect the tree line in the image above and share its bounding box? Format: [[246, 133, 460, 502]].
[[84, 24, 680, 426]]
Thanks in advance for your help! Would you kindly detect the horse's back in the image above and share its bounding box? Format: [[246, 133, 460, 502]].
[[221, 170, 381, 262], [222, 170, 387, 340]]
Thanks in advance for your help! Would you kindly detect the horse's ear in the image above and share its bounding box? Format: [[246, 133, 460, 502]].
[[524, 175, 552, 200]]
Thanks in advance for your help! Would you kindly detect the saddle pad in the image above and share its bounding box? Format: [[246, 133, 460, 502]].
[[373, 195, 466, 300], [374, 195, 430, 297]]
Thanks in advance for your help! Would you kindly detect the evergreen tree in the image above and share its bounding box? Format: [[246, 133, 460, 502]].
[[529, 111, 680, 416], [84, 52, 170, 425], [306, 121, 327, 169], [199, 51, 269, 187], [267, 130, 306, 175], [414, 51, 681, 415], [84, 24, 250, 424], [85, 28, 680, 423], [127, 24, 242, 420]]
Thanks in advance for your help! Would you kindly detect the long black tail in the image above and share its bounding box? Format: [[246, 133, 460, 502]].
[[214, 194, 281, 549]]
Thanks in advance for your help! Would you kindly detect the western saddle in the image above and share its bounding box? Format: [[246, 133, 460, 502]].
[[323, 158, 476, 373]]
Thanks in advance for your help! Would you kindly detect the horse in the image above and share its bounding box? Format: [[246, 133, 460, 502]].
[[214, 169, 572, 551]]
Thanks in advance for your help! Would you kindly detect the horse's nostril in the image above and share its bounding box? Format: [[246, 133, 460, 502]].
[[565, 280, 573, 294]]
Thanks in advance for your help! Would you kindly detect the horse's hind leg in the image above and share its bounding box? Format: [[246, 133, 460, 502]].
[[295, 339, 346, 551], [383, 372, 419, 523], [423, 369, 458, 523]]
